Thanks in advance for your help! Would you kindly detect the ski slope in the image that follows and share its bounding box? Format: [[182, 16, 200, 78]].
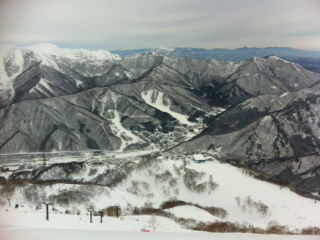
[[141, 90, 194, 126], [1, 156, 319, 234], [0, 209, 318, 240]]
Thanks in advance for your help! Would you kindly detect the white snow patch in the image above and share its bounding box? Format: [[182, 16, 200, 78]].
[[74, 79, 84, 88], [166, 205, 219, 222], [141, 90, 194, 126], [106, 92, 141, 151], [0, 46, 25, 80], [157, 47, 175, 52], [0, 46, 25, 99], [25, 43, 121, 61], [124, 71, 133, 78], [0, 209, 185, 233], [86, 157, 320, 231], [109, 109, 141, 151], [1, 155, 320, 235], [192, 154, 205, 161], [33, 78, 55, 95], [186, 160, 320, 230], [2, 209, 317, 240], [293, 64, 302, 72], [268, 56, 290, 63], [280, 92, 289, 98], [192, 154, 213, 161], [260, 115, 273, 124]]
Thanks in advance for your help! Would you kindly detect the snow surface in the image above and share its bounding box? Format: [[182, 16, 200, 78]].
[[1, 229, 319, 240], [31, 78, 55, 96], [1, 228, 318, 240], [93, 91, 142, 151], [141, 90, 194, 126], [2, 157, 320, 232], [7, 156, 317, 232], [268, 56, 290, 63], [0, 209, 318, 240], [0, 45, 25, 95], [0, 209, 184, 232], [186, 160, 320, 229], [166, 205, 219, 222], [267, 55, 306, 73], [281, 92, 290, 97], [25, 43, 121, 61], [192, 153, 213, 161], [88, 157, 320, 231], [108, 97, 141, 151], [0, 45, 25, 81]]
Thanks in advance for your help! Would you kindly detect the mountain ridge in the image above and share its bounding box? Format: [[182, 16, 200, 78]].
[[111, 46, 320, 73], [0, 44, 320, 198], [111, 46, 320, 59]]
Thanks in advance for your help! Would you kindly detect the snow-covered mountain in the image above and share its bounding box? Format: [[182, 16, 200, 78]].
[[112, 47, 320, 60], [0, 44, 320, 233], [25, 43, 121, 62], [112, 47, 320, 73]]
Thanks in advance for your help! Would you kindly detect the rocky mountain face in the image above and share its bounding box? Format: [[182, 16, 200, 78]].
[[1, 44, 320, 197]]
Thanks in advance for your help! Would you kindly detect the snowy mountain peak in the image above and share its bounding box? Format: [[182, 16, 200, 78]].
[[24, 43, 121, 61], [265, 55, 289, 62], [0, 45, 28, 82], [156, 47, 175, 52]]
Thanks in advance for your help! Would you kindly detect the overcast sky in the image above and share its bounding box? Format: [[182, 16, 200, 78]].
[[0, 0, 320, 50]]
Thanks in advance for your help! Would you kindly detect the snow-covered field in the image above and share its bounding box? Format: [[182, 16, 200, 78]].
[[1, 155, 320, 238], [1, 228, 319, 240], [0, 208, 184, 232], [166, 205, 219, 222], [0, 208, 318, 240], [2, 157, 320, 231], [78, 157, 319, 231], [184, 160, 320, 229], [2, 229, 319, 240]]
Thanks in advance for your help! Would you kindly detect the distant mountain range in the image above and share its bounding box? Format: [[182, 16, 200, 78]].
[[112, 47, 320, 73], [112, 46, 320, 60]]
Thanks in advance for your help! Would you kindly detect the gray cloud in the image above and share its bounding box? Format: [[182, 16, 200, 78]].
[[0, 0, 319, 50]]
